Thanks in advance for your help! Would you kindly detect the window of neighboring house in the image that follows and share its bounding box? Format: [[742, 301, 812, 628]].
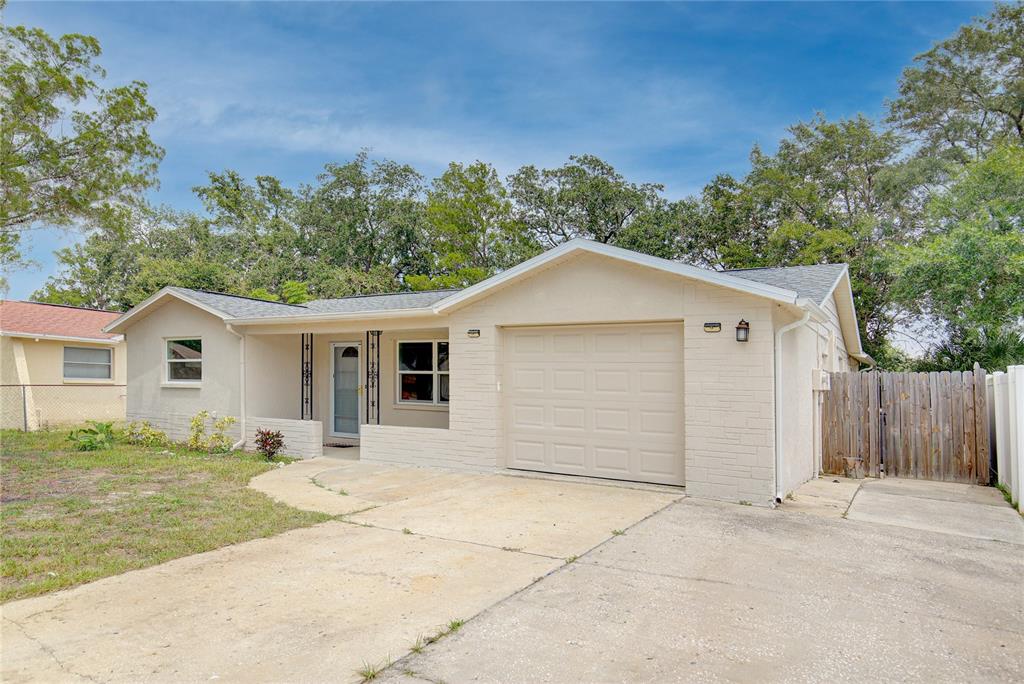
[[166, 338, 202, 382], [63, 346, 112, 380], [397, 340, 449, 405]]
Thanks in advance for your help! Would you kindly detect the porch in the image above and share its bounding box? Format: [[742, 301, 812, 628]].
[[241, 326, 451, 460]]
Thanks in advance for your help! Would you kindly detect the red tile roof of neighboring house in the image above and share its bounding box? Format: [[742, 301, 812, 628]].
[[0, 300, 122, 341]]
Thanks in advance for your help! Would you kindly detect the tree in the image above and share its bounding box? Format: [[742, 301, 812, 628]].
[[0, 14, 163, 287], [915, 326, 1024, 373], [409, 161, 538, 290], [192, 170, 305, 294], [299, 151, 430, 279], [508, 155, 675, 251], [893, 144, 1024, 339], [679, 115, 926, 360], [888, 3, 1024, 163]]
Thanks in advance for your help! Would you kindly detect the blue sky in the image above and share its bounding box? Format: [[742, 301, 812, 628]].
[[6, 1, 990, 300]]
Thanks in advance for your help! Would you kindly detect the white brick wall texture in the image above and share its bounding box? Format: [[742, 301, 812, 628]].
[[246, 417, 322, 460]]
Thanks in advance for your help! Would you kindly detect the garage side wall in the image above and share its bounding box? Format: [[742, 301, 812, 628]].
[[361, 252, 778, 504]]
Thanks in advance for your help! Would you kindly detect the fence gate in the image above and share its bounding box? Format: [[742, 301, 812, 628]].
[[821, 369, 991, 483]]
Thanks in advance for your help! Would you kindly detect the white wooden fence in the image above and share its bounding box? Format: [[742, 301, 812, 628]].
[[987, 365, 1024, 514]]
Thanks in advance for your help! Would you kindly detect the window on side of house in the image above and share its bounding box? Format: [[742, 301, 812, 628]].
[[397, 340, 449, 406], [63, 346, 113, 380], [166, 338, 203, 382]]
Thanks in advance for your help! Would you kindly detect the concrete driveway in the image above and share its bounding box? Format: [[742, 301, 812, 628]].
[[0, 457, 678, 683], [381, 495, 1024, 683]]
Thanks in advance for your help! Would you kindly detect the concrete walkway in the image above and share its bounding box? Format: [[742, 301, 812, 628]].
[[783, 475, 1024, 545], [1, 456, 679, 683]]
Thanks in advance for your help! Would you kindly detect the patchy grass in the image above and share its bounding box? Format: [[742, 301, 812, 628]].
[[0, 429, 330, 603], [356, 656, 391, 682]]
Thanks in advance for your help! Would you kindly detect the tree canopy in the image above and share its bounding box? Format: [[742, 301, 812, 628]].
[[0, 11, 163, 288], [15, 2, 1024, 371]]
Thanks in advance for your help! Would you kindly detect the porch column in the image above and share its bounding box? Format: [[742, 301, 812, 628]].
[[365, 330, 382, 425], [301, 333, 313, 420]]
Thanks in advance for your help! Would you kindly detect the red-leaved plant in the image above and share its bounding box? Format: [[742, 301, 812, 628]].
[[254, 428, 285, 461]]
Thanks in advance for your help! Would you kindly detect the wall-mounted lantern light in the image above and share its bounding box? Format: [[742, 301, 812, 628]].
[[467, 329, 481, 338], [735, 319, 750, 342]]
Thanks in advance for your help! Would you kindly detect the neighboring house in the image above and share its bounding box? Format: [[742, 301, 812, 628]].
[[1, 301, 127, 430], [105, 239, 870, 504]]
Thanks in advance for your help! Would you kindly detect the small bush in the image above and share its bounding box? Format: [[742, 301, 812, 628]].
[[207, 415, 237, 453], [123, 421, 169, 447], [188, 411, 238, 453], [68, 421, 116, 451], [254, 428, 285, 460]]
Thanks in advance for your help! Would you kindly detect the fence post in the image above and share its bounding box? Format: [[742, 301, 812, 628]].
[[21, 384, 28, 432]]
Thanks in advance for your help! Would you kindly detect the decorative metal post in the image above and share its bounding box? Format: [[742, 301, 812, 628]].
[[365, 330, 382, 425], [300, 333, 313, 420]]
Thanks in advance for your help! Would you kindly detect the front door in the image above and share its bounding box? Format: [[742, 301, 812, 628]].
[[331, 342, 361, 437]]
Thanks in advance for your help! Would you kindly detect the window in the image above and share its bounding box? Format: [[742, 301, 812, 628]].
[[166, 339, 202, 382], [64, 347, 112, 380], [397, 340, 449, 405]]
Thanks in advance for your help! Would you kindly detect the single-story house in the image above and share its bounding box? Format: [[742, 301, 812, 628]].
[[104, 239, 871, 504], [1, 300, 127, 429]]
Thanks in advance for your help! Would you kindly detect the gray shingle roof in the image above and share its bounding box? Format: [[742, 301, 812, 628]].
[[167, 287, 309, 318], [304, 290, 459, 315], [724, 264, 847, 306], [169, 287, 460, 320]]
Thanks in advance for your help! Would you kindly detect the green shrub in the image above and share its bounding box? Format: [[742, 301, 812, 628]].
[[123, 421, 169, 447], [68, 421, 116, 451], [188, 411, 238, 453]]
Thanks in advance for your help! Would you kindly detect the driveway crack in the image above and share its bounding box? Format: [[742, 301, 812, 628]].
[[3, 616, 101, 683]]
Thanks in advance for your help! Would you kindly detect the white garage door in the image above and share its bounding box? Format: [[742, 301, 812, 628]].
[[504, 323, 684, 486]]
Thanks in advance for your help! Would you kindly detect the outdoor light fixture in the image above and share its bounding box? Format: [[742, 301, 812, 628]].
[[735, 319, 750, 342], [467, 329, 481, 338]]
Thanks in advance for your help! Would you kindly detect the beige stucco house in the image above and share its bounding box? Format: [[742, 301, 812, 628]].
[[105, 240, 870, 504], [1, 301, 127, 429]]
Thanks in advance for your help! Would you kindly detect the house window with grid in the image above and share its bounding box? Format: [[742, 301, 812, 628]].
[[397, 340, 449, 405]]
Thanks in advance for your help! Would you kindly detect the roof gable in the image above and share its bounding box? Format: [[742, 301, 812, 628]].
[[433, 239, 801, 313]]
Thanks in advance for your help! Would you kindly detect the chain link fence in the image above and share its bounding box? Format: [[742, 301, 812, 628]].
[[1, 384, 127, 431]]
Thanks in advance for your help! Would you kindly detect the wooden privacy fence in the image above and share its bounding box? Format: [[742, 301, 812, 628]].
[[821, 369, 991, 483]]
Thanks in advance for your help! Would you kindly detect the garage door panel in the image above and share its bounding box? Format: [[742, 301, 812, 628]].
[[594, 446, 631, 473], [510, 439, 545, 464], [639, 448, 681, 477], [504, 323, 684, 486], [552, 369, 586, 392], [551, 406, 586, 430], [552, 443, 586, 468]]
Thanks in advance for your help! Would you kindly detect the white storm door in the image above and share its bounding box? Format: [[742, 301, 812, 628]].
[[331, 342, 362, 437]]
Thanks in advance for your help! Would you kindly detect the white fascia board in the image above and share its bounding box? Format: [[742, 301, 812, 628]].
[[103, 287, 228, 333], [821, 266, 866, 358], [432, 239, 799, 313], [795, 298, 830, 323], [227, 306, 440, 326], [0, 331, 123, 345]]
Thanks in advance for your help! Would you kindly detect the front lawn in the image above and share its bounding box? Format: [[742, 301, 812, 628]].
[[0, 429, 331, 603]]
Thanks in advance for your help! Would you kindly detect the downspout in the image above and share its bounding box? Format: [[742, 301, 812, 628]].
[[226, 324, 246, 451], [774, 308, 811, 504]]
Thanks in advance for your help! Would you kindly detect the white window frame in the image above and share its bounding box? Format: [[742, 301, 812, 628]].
[[395, 339, 449, 407], [63, 346, 113, 382], [164, 337, 203, 386]]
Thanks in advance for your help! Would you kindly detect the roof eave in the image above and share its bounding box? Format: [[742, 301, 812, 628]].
[[228, 306, 441, 326], [0, 331, 123, 345]]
